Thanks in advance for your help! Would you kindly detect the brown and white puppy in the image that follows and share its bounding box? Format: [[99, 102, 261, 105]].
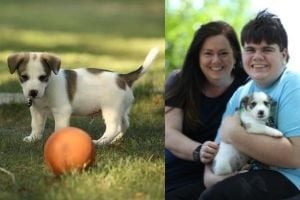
[[212, 92, 283, 175], [7, 47, 159, 145]]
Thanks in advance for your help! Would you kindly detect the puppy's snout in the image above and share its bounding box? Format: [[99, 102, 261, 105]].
[[29, 90, 38, 98], [257, 110, 265, 118]]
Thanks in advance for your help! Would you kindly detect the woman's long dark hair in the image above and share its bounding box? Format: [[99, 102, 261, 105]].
[[166, 21, 246, 130]]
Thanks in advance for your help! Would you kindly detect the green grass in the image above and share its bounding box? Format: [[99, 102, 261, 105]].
[[0, 92, 164, 200], [0, 0, 164, 92], [0, 0, 164, 199]]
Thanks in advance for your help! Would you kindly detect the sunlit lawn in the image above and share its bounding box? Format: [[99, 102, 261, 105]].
[[0, 0, 164, 91], [0, 0, 164, 199]]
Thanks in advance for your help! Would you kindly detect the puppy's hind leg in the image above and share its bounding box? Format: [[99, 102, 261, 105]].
[[93, 108, 122, 145], [111, 112, 130, 143], [111, 93, 133, 143], [24, 106, 47, 142]]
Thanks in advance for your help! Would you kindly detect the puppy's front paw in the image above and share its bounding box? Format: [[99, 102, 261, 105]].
[[271, 129, 283, 137], [93, 138, 110, 146], [111, 133, 124, 144], [23, 135, 42, 142]]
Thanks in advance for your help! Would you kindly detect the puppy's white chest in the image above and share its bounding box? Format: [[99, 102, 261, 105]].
[[240, 111, 257, 126], [240, 110, 266, 131]]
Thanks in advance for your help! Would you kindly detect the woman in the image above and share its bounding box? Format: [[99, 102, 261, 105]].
[[165, 21, 248, 199]]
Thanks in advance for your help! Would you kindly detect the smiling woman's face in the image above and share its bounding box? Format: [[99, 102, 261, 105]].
[[199, 34, 235, 86]]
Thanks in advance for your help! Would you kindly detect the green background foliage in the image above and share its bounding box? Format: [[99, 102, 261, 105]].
[[165, 0, 253, 75]]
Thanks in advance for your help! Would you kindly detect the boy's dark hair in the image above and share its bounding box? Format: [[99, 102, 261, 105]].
[[241, 10, 288, 52]]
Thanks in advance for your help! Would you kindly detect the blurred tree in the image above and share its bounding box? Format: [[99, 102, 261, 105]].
[[166, 0, 253, 75]]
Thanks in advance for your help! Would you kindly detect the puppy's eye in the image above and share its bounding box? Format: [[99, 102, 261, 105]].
[[20, 75, 29, 82], [39, 75, 48, 82], [264, 101, 270, 107], [250, 102, 257, 108]]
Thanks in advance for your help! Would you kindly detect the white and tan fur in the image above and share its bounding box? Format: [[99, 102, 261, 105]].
[[7, 47, 159, 145], [213, 92, 283, 175]]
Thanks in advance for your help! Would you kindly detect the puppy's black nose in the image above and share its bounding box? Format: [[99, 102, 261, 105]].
[[29, 90, 38, 98], [258, 110, 264, 117]]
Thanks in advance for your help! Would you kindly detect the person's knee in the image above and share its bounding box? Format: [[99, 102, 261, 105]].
[[165, 189, 184, 200], [198, 189, 210, 200], [198, 186, 221, 200]]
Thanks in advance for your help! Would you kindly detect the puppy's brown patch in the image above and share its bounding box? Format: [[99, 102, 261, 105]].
[[39, 55, 53, 81], [116, 76, 127, 90], [7, 53, 30, 76], [86, 68, 107, 74], [86, 66, 143, 90], [64, 70, 77, 102], [16, 55, 30, 83], [86, 68, 127, 90], [119, 66, 143, 87], [40, 53, 61, 74]]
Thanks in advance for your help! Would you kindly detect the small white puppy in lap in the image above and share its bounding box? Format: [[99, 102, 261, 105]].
[[7, 47, 159, 145], [213, 92, 283, 175]]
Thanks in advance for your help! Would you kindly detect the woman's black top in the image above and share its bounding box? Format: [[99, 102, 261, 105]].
[[165, 70, 248, 192]]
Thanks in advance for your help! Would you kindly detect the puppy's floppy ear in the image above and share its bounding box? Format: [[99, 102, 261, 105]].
[[240, 96, 249, 110], [41, 53, 61, 75], [267, 95, 274, 108], [7, 53, 26, 74]]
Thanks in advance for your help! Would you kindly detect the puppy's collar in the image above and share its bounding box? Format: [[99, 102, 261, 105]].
[[236, 106, 245, 114], [27, 98, 33, 107], [239, 107, 245, 113]]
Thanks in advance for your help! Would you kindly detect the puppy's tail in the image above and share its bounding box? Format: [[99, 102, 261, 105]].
[[141, 47, 159, 74], [120, 47, 159, 87]]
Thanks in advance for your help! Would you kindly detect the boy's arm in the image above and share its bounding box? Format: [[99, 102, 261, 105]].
[[220, 113, 300, 168]]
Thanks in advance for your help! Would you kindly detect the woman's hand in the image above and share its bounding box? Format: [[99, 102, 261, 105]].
[[200, 141, 219, 164]]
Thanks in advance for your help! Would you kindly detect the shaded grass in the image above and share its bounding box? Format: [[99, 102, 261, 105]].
[[0, 0, 163, 38], [0, 0, 165, 92], [0, 84, 164, 199]]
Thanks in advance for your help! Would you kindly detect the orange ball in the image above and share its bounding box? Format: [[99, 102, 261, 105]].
[[44, 127, 95, 175]]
